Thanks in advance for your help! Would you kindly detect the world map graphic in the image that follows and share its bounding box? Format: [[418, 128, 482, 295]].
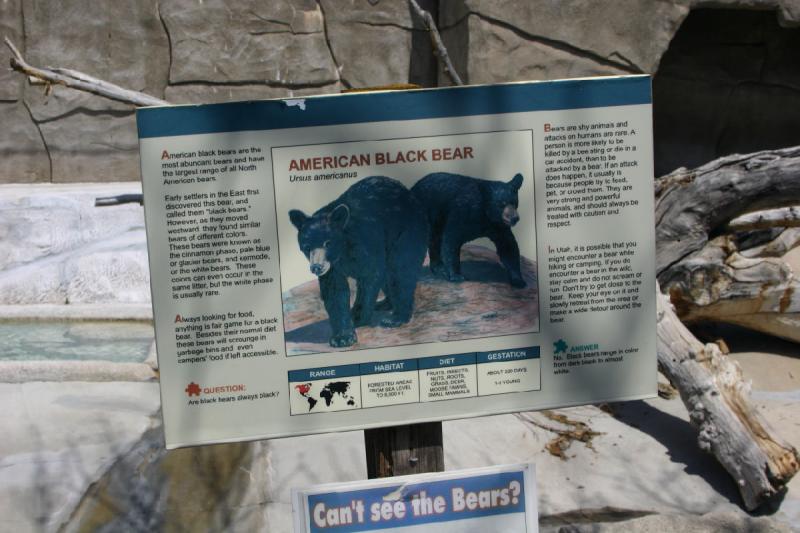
[[294, 381, 356, 411]]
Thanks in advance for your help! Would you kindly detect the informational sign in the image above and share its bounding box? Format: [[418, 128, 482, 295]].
[[292, 464, 539, 533], [137, 76, 657, 449]]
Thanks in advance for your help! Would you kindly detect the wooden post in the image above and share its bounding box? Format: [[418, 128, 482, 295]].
[[364, 422, 444, 479], [345, 81, 444, 482]]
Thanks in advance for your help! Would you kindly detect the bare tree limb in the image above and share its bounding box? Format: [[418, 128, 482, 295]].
[[662, 235, 800, 343], [655, 147, 800, 277], [739, 228, 800, 258], [656, 284, 800, 510], [407, 0, 464, 86], [4, 36, 168, 107], [729, 206, 800, 231]]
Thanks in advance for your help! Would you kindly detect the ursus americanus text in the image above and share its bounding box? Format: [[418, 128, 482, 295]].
[[411, 172, 526, 288], [289, 176, 429, 348]]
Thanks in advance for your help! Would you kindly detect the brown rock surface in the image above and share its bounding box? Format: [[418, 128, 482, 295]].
[[283, 244, 539, 355]]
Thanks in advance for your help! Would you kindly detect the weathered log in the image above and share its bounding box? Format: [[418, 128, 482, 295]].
[[661, 235, 800, 343], [739, 228, 800, 259], [729, 206, 800, 231], [656, 285, 800, 510], [655, 147, 800, 276]]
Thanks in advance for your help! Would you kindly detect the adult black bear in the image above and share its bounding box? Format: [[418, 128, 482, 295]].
[[411, 172, 526, 288], [289, 176, 429, 348]]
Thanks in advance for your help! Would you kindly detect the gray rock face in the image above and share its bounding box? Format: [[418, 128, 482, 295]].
[[1, 0, 799, 184], [438, 0, 689, 84], [0, 102, 50, 183], [20, 0, 169, 182], [160, 0, 337, 86], [440, 14, 626, 86], [653, 8, 800, 175], [36, 109, 140, 183], [319, 0, 438, 88], [22, 0, 169, 111], [0, 0, 22, 101], [0, 381, 161, 532]]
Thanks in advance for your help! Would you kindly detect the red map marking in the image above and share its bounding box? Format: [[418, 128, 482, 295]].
[[294, 383, 312, 396]]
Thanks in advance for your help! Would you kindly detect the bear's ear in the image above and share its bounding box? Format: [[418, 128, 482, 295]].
[[289, 210, 308, 230], [509, 173, 523, 190], [328, 204, 350, 229]]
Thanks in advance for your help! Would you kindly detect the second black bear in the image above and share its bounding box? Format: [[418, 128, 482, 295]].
[[411, 172, 526, 288], [289, 176, 429, 348]]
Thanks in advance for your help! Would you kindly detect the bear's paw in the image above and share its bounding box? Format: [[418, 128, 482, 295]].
[[330, 331, 357, 347], [509, 275, 527, 288], [446, 272, 466, 283], [380, 316, 408, 328]]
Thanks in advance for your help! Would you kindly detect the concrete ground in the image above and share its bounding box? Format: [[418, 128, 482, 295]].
[[0, 382, 161, 531], [1, 184, 797, 531], [1, 357, 797, 532]]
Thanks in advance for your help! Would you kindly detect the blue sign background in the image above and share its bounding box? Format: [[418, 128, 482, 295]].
[[304, 471, 526, 533], [138, 76, 651, 139]]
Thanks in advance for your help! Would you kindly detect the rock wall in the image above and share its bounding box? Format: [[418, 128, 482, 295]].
[[0, 0, 436, 183], [653, 8, 800, 175], [0, 0, 798, 183]]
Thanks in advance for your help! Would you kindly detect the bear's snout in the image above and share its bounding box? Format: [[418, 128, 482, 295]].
[[502, 205, 519, 227], [309, 248, 330, 276]]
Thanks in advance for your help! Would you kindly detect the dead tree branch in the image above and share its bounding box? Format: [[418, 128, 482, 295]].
[[655, 147, 800, 276], [739, 228, 800, 258], [657, 284, 799, 510], [4, 37, 168, 107], [661, 235, 800, 343], [408, 0, 464, 86], [729, 206, 800, 231], [656, 148, 800, 343]]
